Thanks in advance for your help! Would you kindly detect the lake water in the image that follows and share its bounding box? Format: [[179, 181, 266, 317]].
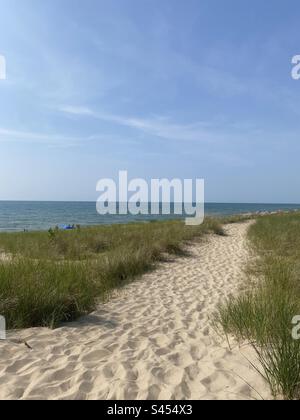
[[0, 201, 300, 232]]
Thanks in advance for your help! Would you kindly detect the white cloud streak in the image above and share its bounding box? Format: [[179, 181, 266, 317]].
[[0, 127, 105, 147], [60, 105, 218, 143]]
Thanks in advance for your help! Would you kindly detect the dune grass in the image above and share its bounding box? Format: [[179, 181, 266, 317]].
[[0, 218, 224, 330], [216, 212, 300, 400]]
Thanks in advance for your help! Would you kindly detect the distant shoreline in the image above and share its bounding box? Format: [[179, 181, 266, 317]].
[[1, 200, 300, 205], [1, 201, 300, 233]]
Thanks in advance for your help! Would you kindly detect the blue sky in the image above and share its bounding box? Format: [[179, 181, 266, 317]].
[[0, 0, 300, 202]]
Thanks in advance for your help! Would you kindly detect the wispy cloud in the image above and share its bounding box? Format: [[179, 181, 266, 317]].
[[0, 126, 139, 148], [0, 127, 101, 147], [60, 105, 219, 142]]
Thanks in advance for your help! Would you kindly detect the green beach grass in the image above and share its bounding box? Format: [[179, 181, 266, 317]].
[[217, 212, 300, 400], [0, 218, 225, 330]]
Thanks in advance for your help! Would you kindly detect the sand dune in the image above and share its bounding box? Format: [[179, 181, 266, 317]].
[[0, 222, 270, 400]]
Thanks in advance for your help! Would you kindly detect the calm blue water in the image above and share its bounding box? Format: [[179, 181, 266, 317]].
[[0, 201, 300, 232]]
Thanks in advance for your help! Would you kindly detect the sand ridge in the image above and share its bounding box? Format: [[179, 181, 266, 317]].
[[0, 222, 270, 400]]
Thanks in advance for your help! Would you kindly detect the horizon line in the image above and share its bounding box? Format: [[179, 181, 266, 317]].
[[1, 200, 300, 206]]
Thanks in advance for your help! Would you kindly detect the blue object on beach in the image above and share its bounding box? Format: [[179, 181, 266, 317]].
[[59, 224, 75, 230]]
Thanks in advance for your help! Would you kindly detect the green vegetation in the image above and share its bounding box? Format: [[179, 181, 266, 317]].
[[0, 218, 224, 329], [217, 212, 300, 400]]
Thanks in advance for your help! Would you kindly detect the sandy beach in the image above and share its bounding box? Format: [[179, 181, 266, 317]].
[[0, 222, 270, 400]]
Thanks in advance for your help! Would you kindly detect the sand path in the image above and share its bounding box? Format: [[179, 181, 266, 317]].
[[0, 222, 270, 400]]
